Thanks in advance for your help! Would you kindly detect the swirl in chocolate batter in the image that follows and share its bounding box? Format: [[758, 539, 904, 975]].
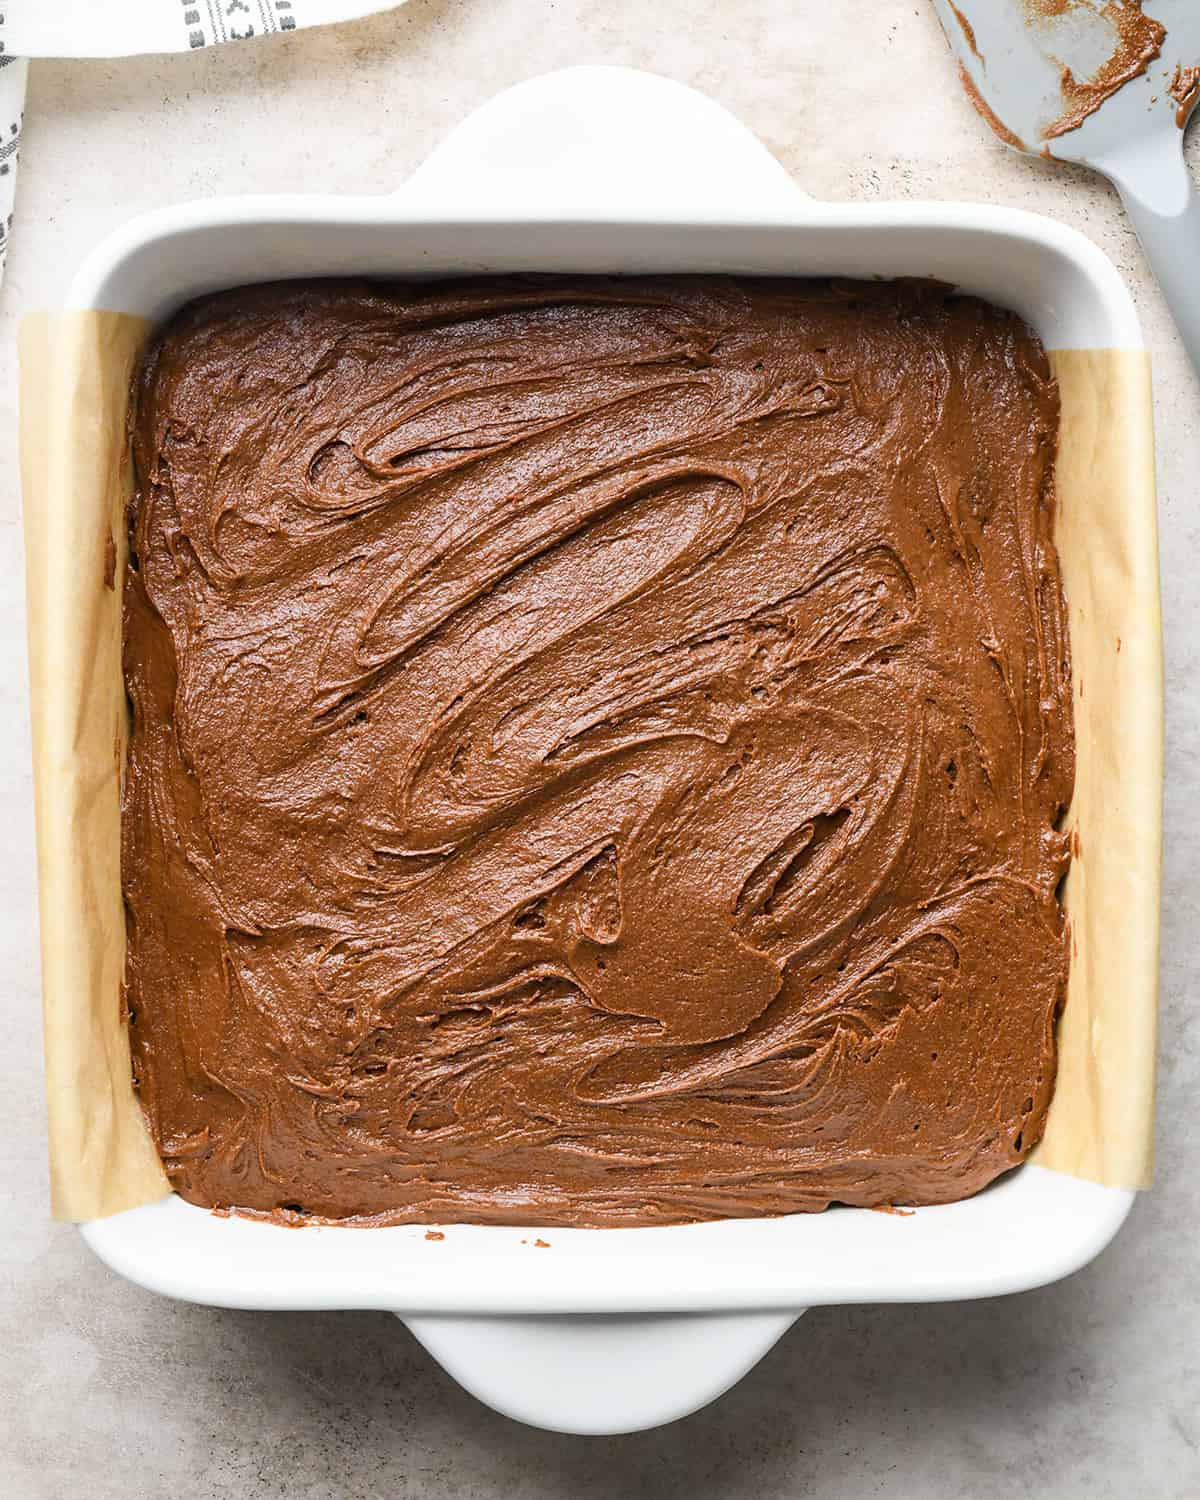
[[123, 277, 1073, 1226]]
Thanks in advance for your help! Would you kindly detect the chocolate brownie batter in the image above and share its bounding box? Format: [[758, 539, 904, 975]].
[[951, 1, 1167, 148], [1040, 0, 1164, 140], [1170, 62, 1200, 128], [123, 277, 1073, 1226]]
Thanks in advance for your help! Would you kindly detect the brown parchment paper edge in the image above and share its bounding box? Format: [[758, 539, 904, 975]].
[[1028, 347, 1160, 1190], [18, 314, 1160, 1221], [20, 311, 170, 1220]]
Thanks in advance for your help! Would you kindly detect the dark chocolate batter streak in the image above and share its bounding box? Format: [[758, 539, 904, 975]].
[[123, 277, 1073, 1227]]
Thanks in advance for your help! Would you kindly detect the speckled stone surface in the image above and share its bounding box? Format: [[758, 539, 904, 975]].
[[1, 3, 1197, 1494]]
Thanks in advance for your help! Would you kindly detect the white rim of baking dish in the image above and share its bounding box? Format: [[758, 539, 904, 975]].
[[64, 66, 1151, 1434], [66, 67, 1141, 351]]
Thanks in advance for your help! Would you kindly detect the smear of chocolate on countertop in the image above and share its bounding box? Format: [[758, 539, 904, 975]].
[[1169, 63, 1200, 128], [123, 275, 1073, 1229], [103, 532, 116, 590], [1034, 0, 1166, 140], [957, 61, 1027, 149], [533, 1238, 551, 1248]]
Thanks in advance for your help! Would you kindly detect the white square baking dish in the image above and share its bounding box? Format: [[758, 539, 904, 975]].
[[60, 67, 1158, 1435]]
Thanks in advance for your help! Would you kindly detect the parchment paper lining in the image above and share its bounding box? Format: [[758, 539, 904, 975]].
[[1030, 348, 1160, 1189], [18, 315, 1160, 1220], [20, 312, 169, 1219]]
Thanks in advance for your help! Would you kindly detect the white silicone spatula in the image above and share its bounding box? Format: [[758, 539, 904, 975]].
[[933, 0, 1200, 375]]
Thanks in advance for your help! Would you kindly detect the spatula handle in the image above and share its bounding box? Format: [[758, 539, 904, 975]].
[[1101, 135, 1200, 381]]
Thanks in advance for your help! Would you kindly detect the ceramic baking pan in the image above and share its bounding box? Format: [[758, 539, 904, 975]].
[[50, 67, 1160, 1434]]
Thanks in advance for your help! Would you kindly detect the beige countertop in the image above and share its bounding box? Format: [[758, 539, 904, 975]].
[[1, 2, 1196, 1495]]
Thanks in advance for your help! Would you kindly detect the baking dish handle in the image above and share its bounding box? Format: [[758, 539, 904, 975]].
[[397, 65, 808, 220], [401, 1308, 802, 1435]]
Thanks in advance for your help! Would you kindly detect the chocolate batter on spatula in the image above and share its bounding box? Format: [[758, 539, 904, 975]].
[[123, 276, 1073, 1226]]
